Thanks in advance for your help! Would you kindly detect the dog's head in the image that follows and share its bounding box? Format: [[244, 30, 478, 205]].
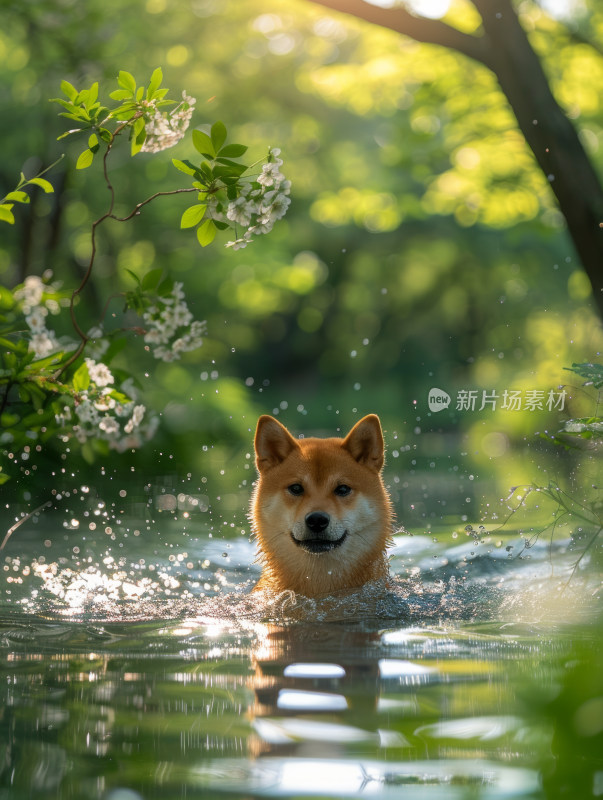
[[251, 415, 393, 596]]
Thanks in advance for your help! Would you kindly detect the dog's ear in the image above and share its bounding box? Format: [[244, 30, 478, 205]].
[[342, 414, 384, 472], [255, 415, 299, 472]]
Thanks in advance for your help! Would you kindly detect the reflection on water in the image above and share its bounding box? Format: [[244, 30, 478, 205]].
[[0, 498, 601, 799], [1, 615, 599, 799]]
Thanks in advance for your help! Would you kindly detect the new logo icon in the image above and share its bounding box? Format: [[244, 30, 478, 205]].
[[428, 387, 451, 412]]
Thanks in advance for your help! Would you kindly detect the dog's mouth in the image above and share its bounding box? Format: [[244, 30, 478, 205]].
[[290, 531, 347, 554]]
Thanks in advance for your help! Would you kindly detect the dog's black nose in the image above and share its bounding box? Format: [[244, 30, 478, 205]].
[[305, 511, 330, 533]]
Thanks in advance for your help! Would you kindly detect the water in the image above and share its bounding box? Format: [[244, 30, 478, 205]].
[[0, 488, 601, 800]]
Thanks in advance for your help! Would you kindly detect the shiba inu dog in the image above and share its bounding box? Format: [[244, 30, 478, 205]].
[[251, 414, 394, 597]]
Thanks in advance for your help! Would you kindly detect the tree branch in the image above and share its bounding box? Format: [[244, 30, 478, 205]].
[[306, 0, 494, 67], [109, 187, 197, 223]]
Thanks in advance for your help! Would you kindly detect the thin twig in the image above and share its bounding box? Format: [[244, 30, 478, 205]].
[[109, 187, 197, 222], [52, 115, 141, 380], [0, 501, 53, 550], [560, 526, 602, 592]]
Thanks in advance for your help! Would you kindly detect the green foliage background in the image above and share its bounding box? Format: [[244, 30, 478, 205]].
[[1, 0, 602, 518]]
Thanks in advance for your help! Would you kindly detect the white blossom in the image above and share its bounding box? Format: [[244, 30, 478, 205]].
[[168, 303, 193, 327], [30, 331, 58, 358], [124, 404, 145, 433], [225, 237, 251, 250], [14, 275, 44, 313], [74, 398, 99, 425], [141, 283, 205, 361], [55, 406, 72, 425], [223, 148, 291, 247], [25, 307, 48, 332], [99, 416, 120, 435], [153, 346, 177, 361], [94, 390, 116, 412], [141, 92, 196, 154], [85, 358, 114, 388], [226, 197, 254, 227]]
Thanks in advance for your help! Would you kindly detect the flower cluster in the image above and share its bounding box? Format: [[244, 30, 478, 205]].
[[56, 361, 159, 453], [141, 91, 196, 154], [207, 148, 290, 250], [13, 275, 65, 359], [142, 281, 207, 361]]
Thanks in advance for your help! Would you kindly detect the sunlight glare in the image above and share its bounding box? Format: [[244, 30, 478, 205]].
[[277, 689, 348, 711], [283, 662, 346, 678], [365, 0, 451, 18]]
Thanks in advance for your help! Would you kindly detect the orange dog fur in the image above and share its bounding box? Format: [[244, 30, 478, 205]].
[[251, 414, 394, 597]]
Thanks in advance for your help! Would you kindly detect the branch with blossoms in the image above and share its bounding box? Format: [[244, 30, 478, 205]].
[[0, 68, 291, 483]]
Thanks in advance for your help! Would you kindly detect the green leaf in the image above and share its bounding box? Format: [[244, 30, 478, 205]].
[[51, 97, 76, 112], [124, 269, 142, 286], [72, 362, 90, 392], [108, 103, 137, 120], [118, 70, 137, 94], [196, 219, 217, 247], [88, 133, 100, 151], [81, 440, 96, 464], [141, 268, 163, 291], [28, 177, 54, 193], [75, 88, 89, 106], [0, 205, 15, 224], [214, 160, 247, 176], [157, 276, 174, 297], [199, 162, 213, 181], [180, 204, 207, 229], [88, 82, 99, 106], [564, 362, 603, 389], [133, 116, 145, 137], [211, 121, 227, 151], [98, 127, 113, 143], [131, 123, 146, 156], [0, 473, 10, 485], [58, 109, 90, 122], [57, 128, 80, 141], [0, 286, 15, 310], [0, 335, 19, 350], [25, 351, 64, 371], [147, 67, 163, 99], [18, 386, 31, 403], [218, 143, 248, 158], [4, 191, 29, 204], [172, 158, 197, 176], [109, 89, 133, 101], [192, 129, 216, 158], [76, 148, 95, 170], [61, 80, 79, 100]]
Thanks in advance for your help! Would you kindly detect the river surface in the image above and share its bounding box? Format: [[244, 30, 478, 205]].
[[0, 486, 601, 800]]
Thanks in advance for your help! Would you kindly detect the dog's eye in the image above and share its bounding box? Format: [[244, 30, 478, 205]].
[[287, 483, 304, 496], [334, 484, 352, 497]]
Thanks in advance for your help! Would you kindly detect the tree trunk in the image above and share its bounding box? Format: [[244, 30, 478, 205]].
[[473, 0, 603, 316], [306, 0, 603, 317]]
